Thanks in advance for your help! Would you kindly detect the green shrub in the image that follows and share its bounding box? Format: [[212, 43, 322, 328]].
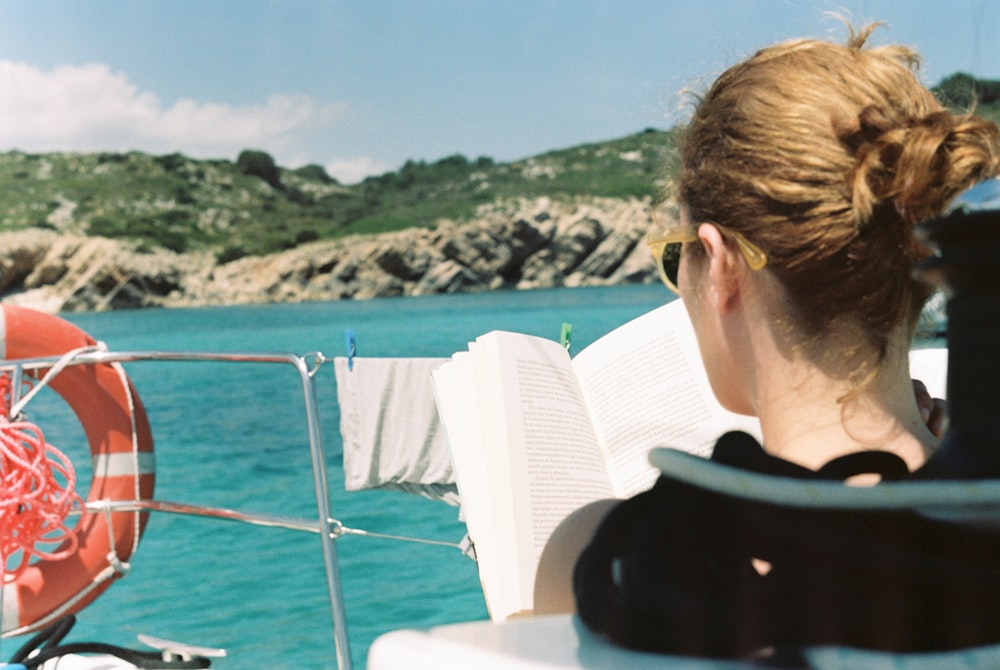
[[217, 244, 248, 264], [934, 73, 1000, 110], [293, 164, 335, 183], [96, 152, 128, 164], [154, 231, 188, 253], [295, 229, 319, 245], [173, 184, 197, 205], [236, 149, 283, 189], [155, 152, 188, 172], [89, 215, 128, 237]]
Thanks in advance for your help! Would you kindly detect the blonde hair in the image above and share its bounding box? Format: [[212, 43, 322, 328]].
[[678, 24, 1000, 377]]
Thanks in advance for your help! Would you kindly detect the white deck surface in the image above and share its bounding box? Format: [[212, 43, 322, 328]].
[[369, 615, 762, 669], [368, 614, 1000, 669]]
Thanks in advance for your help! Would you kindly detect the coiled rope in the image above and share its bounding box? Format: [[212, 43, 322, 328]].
[[0, 350, 92, 582]]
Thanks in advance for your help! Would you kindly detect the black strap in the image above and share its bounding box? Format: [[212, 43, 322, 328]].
[[9, 616, 77, 663], [711, 430, 911, 481], [816, 449, 910, 480], [22, 643, 211, 669], [9, 616, 211, 669]]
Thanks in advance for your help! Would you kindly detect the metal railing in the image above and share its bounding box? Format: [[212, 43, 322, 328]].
[[1, 350, 354, 670]]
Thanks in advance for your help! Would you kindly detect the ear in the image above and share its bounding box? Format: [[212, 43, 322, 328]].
[[696, 223, 742, 314]]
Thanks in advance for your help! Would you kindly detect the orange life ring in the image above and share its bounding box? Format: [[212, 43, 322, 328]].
[[0, 305, 155, 636]]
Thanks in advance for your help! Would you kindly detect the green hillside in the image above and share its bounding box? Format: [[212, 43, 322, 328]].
[[0, 129, 678, 262], [0, 73, 995, 261]]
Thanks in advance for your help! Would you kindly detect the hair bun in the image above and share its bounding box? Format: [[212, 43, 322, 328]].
[[847, 105, 906, 229], [857, 105, 896, 144], [850, 107, 999, 228]]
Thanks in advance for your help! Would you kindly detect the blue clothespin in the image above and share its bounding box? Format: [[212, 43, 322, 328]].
[[560, 322, 572, 352], [345, 329, 357, 371]]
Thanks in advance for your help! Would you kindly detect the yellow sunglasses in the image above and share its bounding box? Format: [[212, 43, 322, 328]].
[[646, 217, 767, 294]]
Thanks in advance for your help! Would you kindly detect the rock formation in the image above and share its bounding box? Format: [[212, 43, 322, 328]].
[[0, 196, 659, 313]]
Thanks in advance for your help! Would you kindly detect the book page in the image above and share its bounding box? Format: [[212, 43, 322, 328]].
[[572, 300, 761, 497], [441, 330, 616, 620], [431, 353, 518, 619], [909, 347, 947, 399]]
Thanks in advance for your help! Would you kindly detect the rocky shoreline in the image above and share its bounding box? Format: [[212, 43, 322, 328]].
[[0, 196, 659, 313]]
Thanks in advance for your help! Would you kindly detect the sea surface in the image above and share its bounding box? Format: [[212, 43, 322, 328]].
[[1, 284, 673, 669]]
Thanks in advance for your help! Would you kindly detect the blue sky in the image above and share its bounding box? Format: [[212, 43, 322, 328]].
[[1, 1, 998, 183]]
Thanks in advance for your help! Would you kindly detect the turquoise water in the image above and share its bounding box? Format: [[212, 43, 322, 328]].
[[1, 284, 671, 669]]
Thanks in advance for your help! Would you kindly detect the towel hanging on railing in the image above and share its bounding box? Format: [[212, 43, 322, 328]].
[[334, 356, 458, 506]]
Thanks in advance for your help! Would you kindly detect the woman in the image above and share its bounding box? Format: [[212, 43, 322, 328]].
[[535, 22, 1000, 655]]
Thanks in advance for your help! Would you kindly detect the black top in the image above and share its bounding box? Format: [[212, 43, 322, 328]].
[[573, 431, 1000, 660]]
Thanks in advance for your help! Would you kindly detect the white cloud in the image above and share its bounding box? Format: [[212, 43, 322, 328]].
[[0, 60, 342, 162], [325, 156, 390, 184]]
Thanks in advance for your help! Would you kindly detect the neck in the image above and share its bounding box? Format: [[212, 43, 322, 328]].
[[747, 325, 938, 472]]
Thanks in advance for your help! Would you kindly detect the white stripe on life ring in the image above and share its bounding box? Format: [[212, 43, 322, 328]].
[[2, 581, 18, 630], [0, 306, 7, 360], [91, 451, 156, 478]]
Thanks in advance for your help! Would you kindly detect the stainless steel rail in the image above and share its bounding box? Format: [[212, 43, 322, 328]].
[[83, 499, 468, 550], [1, 350, 354, 670], [84, 499, 325, 535]]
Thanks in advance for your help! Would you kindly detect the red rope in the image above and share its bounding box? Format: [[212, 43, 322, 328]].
[[0, 377, 83, 582]]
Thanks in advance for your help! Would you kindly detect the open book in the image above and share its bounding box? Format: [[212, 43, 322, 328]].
[[431, 299, 759, 621], [431, 299, 948, 622]]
